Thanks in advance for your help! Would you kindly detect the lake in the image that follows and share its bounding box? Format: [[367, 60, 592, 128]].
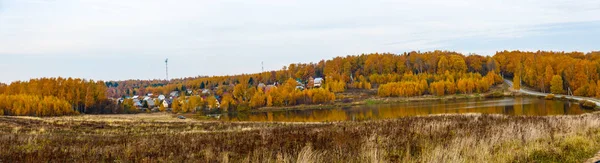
[[219, 97, 593, 122]]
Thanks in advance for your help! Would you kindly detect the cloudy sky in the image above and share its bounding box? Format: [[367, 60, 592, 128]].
[[1, 0, 599, 83]]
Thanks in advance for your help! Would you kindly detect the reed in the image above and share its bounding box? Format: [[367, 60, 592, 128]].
[[1, 113, 599, 162]]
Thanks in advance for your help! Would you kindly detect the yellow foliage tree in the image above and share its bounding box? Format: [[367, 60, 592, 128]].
[[206, 96, 218, 109], [159, 101, 166, 112], [181, 99, 189, 113], [430, 81, 445, 96], [266, 95, 273, 107], [250, 89, 266, 108], [220, 94, 236, 112], [172, 98, 180, 113], [0, 94, 77, 116], [513, 75, 521, 90]]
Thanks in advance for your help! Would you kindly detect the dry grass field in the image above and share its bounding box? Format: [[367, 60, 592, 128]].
[[1, 112, 600, 162]]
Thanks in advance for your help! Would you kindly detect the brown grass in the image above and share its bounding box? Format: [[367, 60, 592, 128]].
[[1, 113, 600, 162]]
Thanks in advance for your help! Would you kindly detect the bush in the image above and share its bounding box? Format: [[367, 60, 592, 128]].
[[545, 94, 555, 100], [485, 91, 504, 98], [235, 102, 251, 112], [580, 100, 597, 109], [365, 99, 383, 105]]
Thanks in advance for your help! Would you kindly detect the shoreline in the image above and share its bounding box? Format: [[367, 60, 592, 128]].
[[250, 91, 508, 112], [248, 83, 514, 112], [249, 82, 600, 113]]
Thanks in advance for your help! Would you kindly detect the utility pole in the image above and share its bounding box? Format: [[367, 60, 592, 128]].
[[262, 61, 264, 72], [165, 58, 169, 81]]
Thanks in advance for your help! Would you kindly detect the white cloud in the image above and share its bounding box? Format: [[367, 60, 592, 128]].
[[2, 0, 599, 55], [0, 0, 599, 82]]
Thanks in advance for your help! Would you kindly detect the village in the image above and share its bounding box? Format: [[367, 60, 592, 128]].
[[118, 77, 324, 112]]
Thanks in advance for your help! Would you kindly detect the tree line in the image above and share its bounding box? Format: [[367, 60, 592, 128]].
[[495, 51, 600, 97], [110, 51, 500, 97], [0, 77, 118, 116], [0, 94, 77, 116], [4, 50, 600, 116], [107, 50, 508, 113], [101, 51, 510, 112]]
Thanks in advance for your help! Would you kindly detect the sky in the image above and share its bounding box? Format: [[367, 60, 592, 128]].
[[1, 0, 600, 84]]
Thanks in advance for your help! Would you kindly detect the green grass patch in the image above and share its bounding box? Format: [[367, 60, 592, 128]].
[[512, 131, 600, 163], [365, 99, 385, 105]]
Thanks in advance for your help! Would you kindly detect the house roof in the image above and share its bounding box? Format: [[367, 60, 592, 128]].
[[258, 83, 266, 88], [146, 100, 155, 106], [265, 85, 277, 92]]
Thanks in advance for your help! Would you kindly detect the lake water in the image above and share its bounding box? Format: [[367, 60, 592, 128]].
[[219, 97, 593, 122]]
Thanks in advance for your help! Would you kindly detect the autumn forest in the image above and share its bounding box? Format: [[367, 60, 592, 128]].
[[1, 50, 599, 116]]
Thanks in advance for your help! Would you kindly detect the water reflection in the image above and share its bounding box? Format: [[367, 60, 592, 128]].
[[221, 97, 592, 122]]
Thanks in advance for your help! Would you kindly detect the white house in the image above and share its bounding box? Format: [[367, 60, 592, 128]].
[[133, 99, 142, 108], [146, 99, 156, 108], [162, 100, 171, 108], [314, 78, 323, 88], [258, 83, 266, 89]]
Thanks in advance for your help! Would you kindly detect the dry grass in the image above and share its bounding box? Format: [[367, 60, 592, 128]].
[[1, 113, 600, 162]]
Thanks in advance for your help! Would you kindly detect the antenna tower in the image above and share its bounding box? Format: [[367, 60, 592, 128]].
[[165, 58, 169, 81]]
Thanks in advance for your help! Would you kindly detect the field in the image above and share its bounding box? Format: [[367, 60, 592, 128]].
[[2, 113, 600, 162]]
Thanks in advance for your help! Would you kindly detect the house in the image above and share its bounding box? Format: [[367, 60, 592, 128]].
[[132, 95, 139, 99], [308, 77, 315, 88], [147, 93, 154, 97], [145, 99, 156, 108], [314, 78, 323, 88], [162, 99, 172, 108], [258, 83, 267, 92], [186, 90, 193, 95], [133, 99, 143, 108], [207, 96, 221, 109], [265, 84, 277, 92], [201, 89, 211, 95], [143, 96, 151, 101], [295, 80, 305, 90], [169, 91, 179, 97], [258, 83, 266, 90], [158, 95, 166, 101]]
